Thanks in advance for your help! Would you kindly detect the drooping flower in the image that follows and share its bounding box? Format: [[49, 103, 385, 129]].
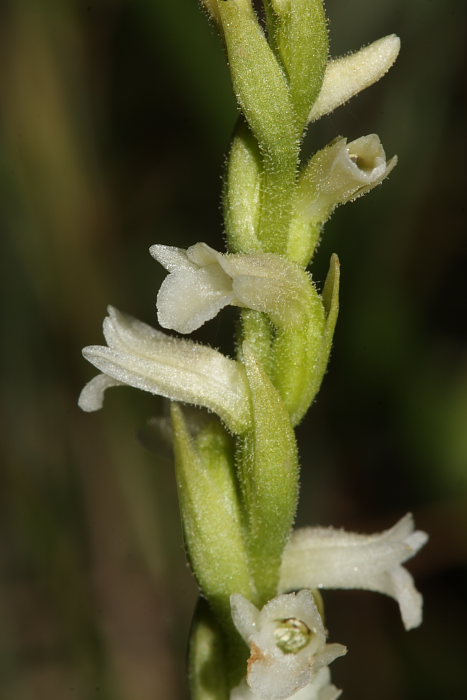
[[231, 591, 346, 700], [308, 34, 401, 122], [280, 513, 428, 630], [231, 666, 341, 700], [296, 134, 397, 227], [150, 242, 318, 334], [78, 305, 250, 434]]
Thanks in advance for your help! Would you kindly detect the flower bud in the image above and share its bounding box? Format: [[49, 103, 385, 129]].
[[309, 34, 401, 122]]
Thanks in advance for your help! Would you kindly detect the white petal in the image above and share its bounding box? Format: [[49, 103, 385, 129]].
[[149, 244, 195, 272], [103, 305, 167, 351], [186, 241, 221, 266], [248, 655, 311, 700], [231, 669, 342, 700], [292, 667, 342, 700], [309, 35, 401, 122], [231, 681, 256, 700], [81, 308, 250, 433], [368, 565, 424, 630], [78, 373, 124, 412], [231, 594, 261, 643], [156, 267, 234, 333]]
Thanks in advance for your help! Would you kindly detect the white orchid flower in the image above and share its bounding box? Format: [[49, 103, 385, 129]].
[[230, 591, 346, 700], [78, 306, 250, 434], [309, 34, 401, 122], [150, 242, 316, 334], [231, 666, 341, 700], [297, 134, 397, 226], [280, 513, 428, 631]]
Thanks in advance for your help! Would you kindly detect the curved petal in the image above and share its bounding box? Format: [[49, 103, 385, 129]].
[[78, 373, 124, 412]]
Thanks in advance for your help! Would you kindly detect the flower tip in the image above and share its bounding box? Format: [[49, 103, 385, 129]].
[[78, 373, 123, 412], [383, 33, 401, 62]]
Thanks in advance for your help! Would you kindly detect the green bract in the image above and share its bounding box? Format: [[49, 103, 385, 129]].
[[171, 406, 255, 625], [239, 344, 299, 604]]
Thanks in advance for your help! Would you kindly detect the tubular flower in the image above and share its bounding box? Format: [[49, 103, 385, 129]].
[[150, 242, 317, 334], [280, 513, 428, 630], [297, 134, 397, 227], [230, 591, 346, 700], [78, 306, 250, 434]]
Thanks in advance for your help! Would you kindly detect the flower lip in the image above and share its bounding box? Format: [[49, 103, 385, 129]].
[[344, 134, 387, 182]]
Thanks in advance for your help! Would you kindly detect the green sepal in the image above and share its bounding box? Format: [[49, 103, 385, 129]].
[[224, 119, 262, 254], [239, 343, 299, 604], [171, 405, 256, 628], [273, 254, 339, 425], [307, 253, 340, 404], [270, 0, 329, 131], [271, 276, 326, 425]]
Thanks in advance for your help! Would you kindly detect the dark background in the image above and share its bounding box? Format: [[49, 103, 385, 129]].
[[1, 0, 466, 698]]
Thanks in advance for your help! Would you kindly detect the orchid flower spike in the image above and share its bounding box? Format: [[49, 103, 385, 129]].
[[151, 242, 316, 334], [309, 34, 401, 122], [280, 514, 428, 630], [297, 134, 397, 227], [78, 306, 250, 434], [230, 591, 346, 700], [231, 666, 341, 700]]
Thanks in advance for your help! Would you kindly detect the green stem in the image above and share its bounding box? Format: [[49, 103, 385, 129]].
[[257, 148, 299, 253]]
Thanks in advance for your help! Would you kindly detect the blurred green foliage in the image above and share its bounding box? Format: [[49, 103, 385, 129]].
[[0, 0, 466, 698]]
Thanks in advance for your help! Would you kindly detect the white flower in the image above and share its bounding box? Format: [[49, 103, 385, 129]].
[[78, 305, 250, 434], [309, 35, 401, 122], [231, 667, 341, 700], [230, 591, 346, 700], [150, 242, 315, 334], [297, 134, 397, 226], [280, 513, 428, 630]]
